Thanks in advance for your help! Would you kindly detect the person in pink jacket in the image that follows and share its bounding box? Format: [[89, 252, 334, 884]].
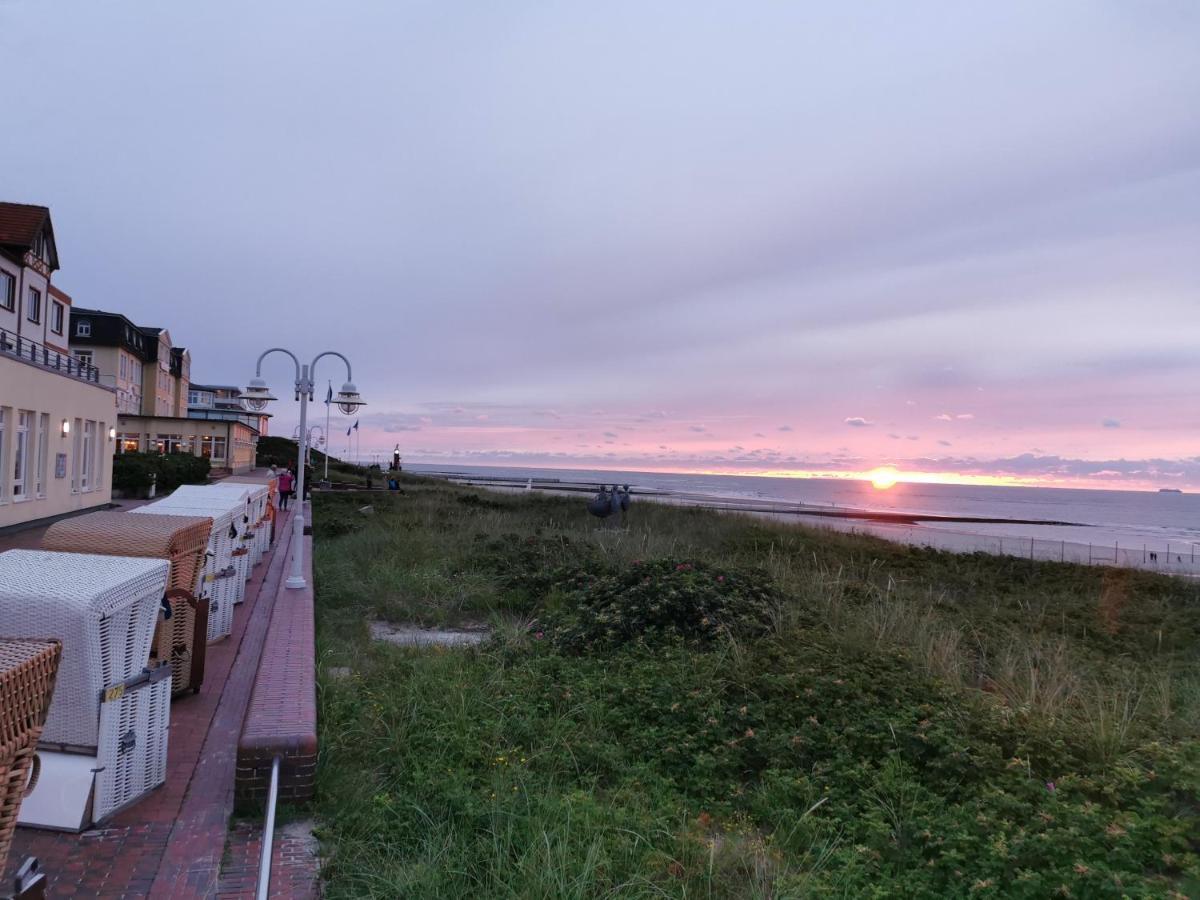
[[278, 468, 295, 510]]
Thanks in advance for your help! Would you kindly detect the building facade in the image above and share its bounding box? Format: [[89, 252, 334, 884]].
[[115, 415, 258, 474], [0, 202, 115, 530]]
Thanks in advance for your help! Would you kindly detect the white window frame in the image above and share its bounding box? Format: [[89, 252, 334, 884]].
[[76, 319, 91, 337], [118, 433, 140, 454], [36, 413, 48, 497], [0, 270, 15, 312], [12, 411, 30, 500], [75, 350, 94, 367], [51, 301, 64, 334], [71, 418, 82, 493], [26, 287, 41, 324], [0, 408, 7, 504], [81, 420, 95, 492]]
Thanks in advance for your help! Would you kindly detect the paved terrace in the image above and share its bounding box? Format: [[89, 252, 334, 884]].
[[0, 478, 319, 899]]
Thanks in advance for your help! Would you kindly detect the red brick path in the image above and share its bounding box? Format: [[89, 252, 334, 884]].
[[1, 503, 317, 898], [216, 820, 320, 899]]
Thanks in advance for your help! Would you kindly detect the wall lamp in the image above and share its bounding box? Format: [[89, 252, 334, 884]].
[[61, 419, 70, 436], [108, 427, 116, 441]]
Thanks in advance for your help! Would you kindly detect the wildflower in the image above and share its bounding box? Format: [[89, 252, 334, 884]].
[[1045, 781, 1055, 792], [717, 575, 725, 582], [534, 631, 544, 640]]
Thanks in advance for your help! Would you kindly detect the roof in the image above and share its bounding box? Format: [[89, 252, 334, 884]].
[[189, 383, 241, 392], [0, 202, 59, 271], [0, 202, 49, 248]]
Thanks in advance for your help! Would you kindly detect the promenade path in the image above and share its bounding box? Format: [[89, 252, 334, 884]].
[[0, 482, 319, 898]]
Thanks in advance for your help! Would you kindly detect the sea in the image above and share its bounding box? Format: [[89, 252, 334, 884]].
[[405, 464, 1200, 573]]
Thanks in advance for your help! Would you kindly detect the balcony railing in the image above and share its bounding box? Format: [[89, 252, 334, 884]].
[[0, 328, 101, 383]]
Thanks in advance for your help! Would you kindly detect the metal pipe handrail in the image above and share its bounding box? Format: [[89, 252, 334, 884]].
[[256, 755, 281, 900], [0, 327, 101, 383]]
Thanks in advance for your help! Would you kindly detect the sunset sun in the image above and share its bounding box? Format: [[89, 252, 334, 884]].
[[869, 467, 899, 490]]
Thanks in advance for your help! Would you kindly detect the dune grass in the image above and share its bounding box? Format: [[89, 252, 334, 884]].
[[312, 479, 1200, 897]]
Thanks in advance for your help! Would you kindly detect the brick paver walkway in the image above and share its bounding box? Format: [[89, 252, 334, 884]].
[[1, 503, 310, 898]]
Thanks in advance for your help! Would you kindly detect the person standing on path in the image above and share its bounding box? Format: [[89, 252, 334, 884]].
[[278, 468, 294, 510]]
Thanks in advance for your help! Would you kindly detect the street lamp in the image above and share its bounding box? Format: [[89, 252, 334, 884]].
[[244, 348, 366, 590], [292, 425, 325, 466]]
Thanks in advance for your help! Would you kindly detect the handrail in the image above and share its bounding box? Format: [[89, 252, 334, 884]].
[[255, 755, 281, 900], [0, 327, 101, 383]]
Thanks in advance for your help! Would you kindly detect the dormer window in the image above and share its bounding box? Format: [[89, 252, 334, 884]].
[[76, 319, 91, 337]]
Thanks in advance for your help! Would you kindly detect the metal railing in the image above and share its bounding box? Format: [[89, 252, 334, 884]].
[[0, 327, 101, 383], [256, 755, 281, 900]]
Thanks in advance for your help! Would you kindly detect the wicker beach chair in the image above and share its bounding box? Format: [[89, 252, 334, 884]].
[[0, 639, 61, 873], [0, 551, 171, 830], [179, 484, 268, 564], [151, 494, 256, 599], [131, 504, 238, 641], [41, 511, 214, 698]]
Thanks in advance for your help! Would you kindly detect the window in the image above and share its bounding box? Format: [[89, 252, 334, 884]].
[[75, 350, 93, 367], [0, 270, 13, 311], [0, 408, 6, 503], [119, 354, 127, 380], [199, 435, 228, 460], [81, 420, 95, 491], [75, 319, 91, 337], [12, 411, 30, 499], [51, 301, 64, 334], [26, 288, 41, 323], [36, 414, 47, 496], [71, 418, 81, 492], [118, 433, 140, 454], [96, 422, 105, 490], [33, 231, 51, 263], [155, 434, 184, 454]]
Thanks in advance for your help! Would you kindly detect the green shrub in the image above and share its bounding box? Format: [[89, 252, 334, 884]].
[[544, 558, 784, 652], [113, 451, 210, 494]]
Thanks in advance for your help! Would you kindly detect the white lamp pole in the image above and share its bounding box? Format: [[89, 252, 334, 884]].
[[243, 348, 365, 590], [292, 425, 325, 466]]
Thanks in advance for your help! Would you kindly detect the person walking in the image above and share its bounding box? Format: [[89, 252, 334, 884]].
[[278, 468, 295, 510]]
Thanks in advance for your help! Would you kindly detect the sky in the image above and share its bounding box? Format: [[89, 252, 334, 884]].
[[3, 1, 1198, 489]]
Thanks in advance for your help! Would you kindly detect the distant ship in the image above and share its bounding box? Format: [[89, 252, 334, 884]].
[[1158, 488, 1183, 493]]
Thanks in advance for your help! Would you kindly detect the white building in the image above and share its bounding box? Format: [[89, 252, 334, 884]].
[[0, 202, 116, 530]]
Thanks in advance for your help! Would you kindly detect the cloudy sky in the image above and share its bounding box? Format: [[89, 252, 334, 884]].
[[4, 2, 1198, 488]]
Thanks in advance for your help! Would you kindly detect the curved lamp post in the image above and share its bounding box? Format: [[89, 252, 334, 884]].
[[244, 348, 365, 590], [291, 425, 326, 466]]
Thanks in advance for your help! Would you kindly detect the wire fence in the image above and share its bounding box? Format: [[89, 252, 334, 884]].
[[792, 515, 1200, 578]]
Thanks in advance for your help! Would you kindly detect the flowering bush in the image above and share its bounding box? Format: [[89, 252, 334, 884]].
[[544, 559, 781, 652]]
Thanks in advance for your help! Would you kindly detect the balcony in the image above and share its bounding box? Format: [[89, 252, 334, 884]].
[[0, 327, 101, 383]]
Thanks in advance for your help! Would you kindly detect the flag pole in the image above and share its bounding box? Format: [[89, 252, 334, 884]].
[[323, 380, 331, 482]]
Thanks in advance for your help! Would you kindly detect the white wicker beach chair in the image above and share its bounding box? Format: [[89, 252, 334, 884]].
[[152, 497, 255, 598], [0, 550, 172, 829], [183, 484, 272, 562], [132, 504, 239, 639]]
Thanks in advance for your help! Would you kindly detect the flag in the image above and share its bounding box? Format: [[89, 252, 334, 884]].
[[353, 420, 359, 431], [324, 382, 332, 405]]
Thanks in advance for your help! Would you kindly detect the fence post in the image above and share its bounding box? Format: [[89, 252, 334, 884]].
[[1088, 543, 1092, 564], [1030, 537, 1034, 561], [1061, 541, 1065, 562]]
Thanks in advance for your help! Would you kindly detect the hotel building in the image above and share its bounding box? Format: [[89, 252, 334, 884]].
[[0, 202, 116, 529]]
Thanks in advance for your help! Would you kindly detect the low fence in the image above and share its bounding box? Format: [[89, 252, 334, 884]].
[[798, 516, 1200, 577]]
